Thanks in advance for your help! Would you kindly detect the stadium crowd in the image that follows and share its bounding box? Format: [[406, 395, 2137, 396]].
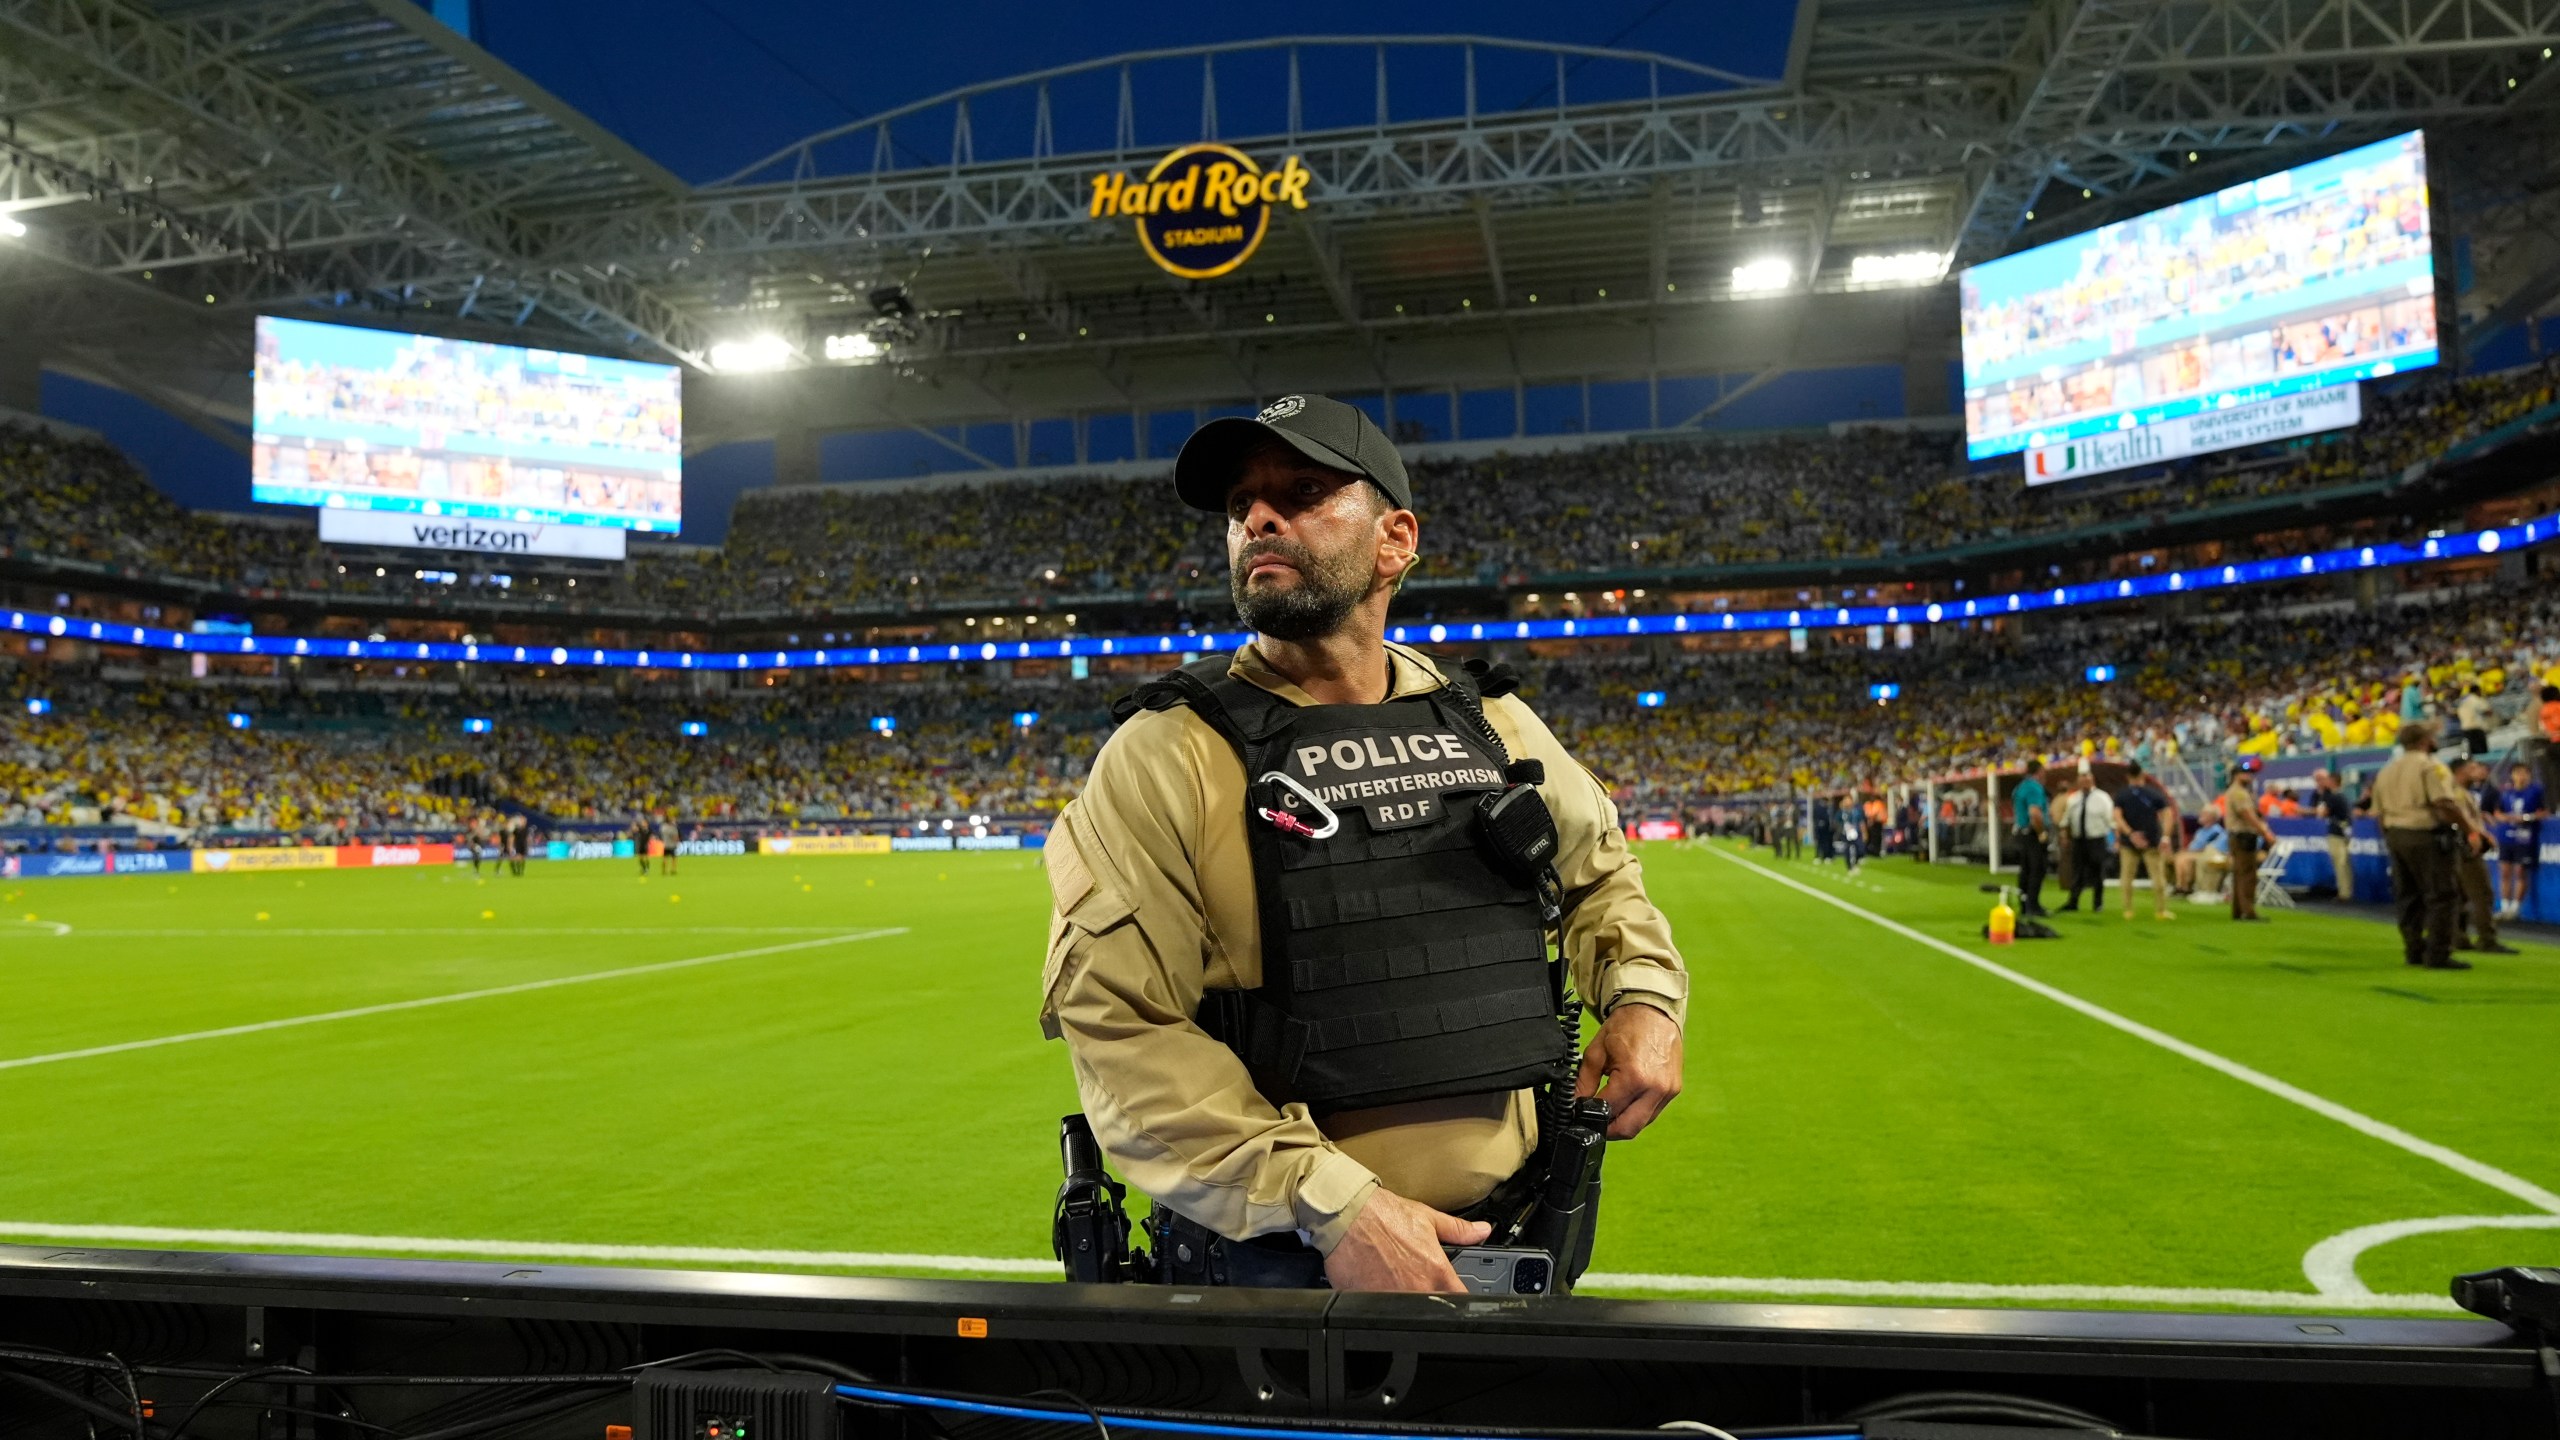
[[5, 360, 2554, 614], [5, 578, 2555, 846]]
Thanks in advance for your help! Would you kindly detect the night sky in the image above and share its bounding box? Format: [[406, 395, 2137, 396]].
[[475, 0, 1804, 183]]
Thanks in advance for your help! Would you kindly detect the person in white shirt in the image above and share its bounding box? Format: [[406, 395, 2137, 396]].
[[2056, 769, 2117, 914], [2457, 685, 2493, 757]]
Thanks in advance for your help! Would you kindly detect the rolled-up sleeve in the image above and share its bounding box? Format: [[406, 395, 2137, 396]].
[[1488, 697, 1689, 1027], [1039, 712, 1379, 1252]]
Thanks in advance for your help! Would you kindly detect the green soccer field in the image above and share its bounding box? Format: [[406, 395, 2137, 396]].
[[1, 843, 2554, 1314]]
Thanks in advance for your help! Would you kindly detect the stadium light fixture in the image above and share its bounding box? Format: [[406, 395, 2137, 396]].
[[1013, 710, 1040, 728], [2085, 665, 2116, 684], [0, 214, 25, 239], [870, 716, 897, 735], [462, 717, 494, 734], [680, 720, 709, 737], [225, 712, 253, 729], [23, 697, 49, 715], [1731, 258, 1794, 294], [823, 332, 881, 362], [1636, 691, 1667, 709], [1848, 251, 1946, 286], [1868, 683, 1900, 701], [709, 334, 793, 372]]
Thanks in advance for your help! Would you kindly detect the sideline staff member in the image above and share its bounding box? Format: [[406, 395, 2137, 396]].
[[1039, 396, 1688, 1294], [2372, 723, 2468, 970], [2222, 760, 2274, 921]]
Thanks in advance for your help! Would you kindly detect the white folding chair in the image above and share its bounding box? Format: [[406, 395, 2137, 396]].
[[2253, 838, 2298, 910]]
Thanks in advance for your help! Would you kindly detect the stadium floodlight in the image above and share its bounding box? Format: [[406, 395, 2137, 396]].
[[1849, 251, 1946, 286], [462, 717, 494, 734], [0, 214, 25, 239], [1868, 683, 1901, 701], [709, 334, 793, 372], [226, 712, 253, 729], [1730, 258, 1794, 294], [2085, 665, 2116, 684], [1636, 691, 1667, 708], [679, 720, 709, 737], [23, 697, 49, 715], [870, 716, 897, 734], [823, 332, 882, 362], [1012, 711, 1040, 728]]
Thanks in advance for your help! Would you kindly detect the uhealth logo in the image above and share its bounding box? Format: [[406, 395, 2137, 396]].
[[2031, 426, 2167, 479], [1090, 143, 1312, 280]]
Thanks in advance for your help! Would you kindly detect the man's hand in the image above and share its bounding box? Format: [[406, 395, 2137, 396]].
[[1322, 1188, 1488, 1293], [1575, 1002, 1684, 1140]]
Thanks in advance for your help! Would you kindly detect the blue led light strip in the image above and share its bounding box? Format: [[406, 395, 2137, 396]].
[[827, 1383, 1857, 1440], [18, 512, 2552, 672]]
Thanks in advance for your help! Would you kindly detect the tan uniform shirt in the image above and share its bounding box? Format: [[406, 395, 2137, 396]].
[[2371, 751, 2457, 830], [1038, 641, 1688, 1253], [2224, 782, 2270, 839]]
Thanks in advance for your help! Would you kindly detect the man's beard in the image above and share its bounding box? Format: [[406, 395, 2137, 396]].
[[1230, 535, 1375, 641]]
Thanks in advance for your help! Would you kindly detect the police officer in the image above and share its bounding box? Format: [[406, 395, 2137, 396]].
[[2371, 723, 2468, 970], [2450, 760, 2515, 955], [1039, 395, 1688, 1294], [2222, 759, 2274, 922]]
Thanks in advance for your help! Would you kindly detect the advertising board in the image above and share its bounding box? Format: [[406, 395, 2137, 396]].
[[195, 846, 337, 873], [758, 834, 892, 856], [336, 844, 457, 868]]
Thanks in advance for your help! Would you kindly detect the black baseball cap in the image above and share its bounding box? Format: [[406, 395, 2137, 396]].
[[1173, 394, 1412, 513]]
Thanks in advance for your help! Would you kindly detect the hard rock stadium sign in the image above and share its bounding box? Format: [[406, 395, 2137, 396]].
[[1089, 143, 1313, 280]]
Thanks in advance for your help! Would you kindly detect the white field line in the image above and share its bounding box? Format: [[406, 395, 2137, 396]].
[[0, 926, 863, 939], [0, 928, 907, 1074], [0, 1222, 2462, 1312], [1707, 847, 2560, 1221], [2301, 1213, 2560, 1299]]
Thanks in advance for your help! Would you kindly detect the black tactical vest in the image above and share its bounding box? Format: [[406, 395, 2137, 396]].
[[1112, 657, 1568, 1116]]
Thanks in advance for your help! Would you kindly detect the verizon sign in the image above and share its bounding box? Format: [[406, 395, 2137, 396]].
[[318, 508, 630, 560], [2024, 385, 2363, 486]]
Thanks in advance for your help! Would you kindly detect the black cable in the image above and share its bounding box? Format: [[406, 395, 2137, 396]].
[[400, 1385, 625, 1440], [186, 1398, 401, 1436], [102, 1351, 147, 1440], [0, 1365, 163, 1435], [1843, 1389, 2119, 1432], [163, 1364, 315, 1440], [1032, 1387, 1114, 1440], [625, 1347, 786, 1374]]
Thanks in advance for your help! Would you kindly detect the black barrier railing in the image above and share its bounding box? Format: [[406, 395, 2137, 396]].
[[0, 1244, 2545, 1440]]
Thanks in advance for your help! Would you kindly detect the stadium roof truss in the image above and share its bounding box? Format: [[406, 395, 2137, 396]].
[[4, 0, 2560, 445]]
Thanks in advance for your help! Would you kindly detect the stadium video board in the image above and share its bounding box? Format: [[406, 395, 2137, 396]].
[[1959, 131, 2438, 481], [253, 317, 682, 557]]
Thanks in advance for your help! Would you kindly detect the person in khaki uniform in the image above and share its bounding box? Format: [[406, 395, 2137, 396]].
[[2222, 761, 2274, 921], [2371, 723, 2469, 970], [2449, 759, 2518, 955], [1040, 396, 1687, 1294]]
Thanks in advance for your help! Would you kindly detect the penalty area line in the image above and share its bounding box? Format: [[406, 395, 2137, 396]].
[[0, 928, 908, 1074], [1707, 848, 2560, 1218]]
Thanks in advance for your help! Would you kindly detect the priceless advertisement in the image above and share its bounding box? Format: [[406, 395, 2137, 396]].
[[336, 843, 457, 868], [675, 838, 750, 857], [759, 834, 892, 856], [195, 846, 337, 873]]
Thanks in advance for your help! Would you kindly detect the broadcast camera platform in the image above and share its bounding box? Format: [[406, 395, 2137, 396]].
[[2, 1244, 2554, 1440]]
